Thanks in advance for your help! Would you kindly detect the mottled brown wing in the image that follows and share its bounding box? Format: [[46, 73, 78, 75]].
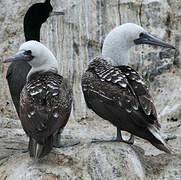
[[117, 66, 157, 120], [20, 72, 72, 143], [82, 57, 159, 128]]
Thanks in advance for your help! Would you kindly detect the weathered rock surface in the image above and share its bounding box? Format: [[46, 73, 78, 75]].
[[0, 0, 181, 179], [0, 116, 181, 180]]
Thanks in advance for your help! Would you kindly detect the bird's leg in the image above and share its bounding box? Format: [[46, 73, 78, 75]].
[[127, 134, 134, 144], [53, 132, 80, 148], [116, 128, 124, 141], [92, 128, 134, 144], [53, 132, 61, 147], [116, 129, 134, 144], [6, 147, 28, 153], [22, 149, 29, 153], [92, 128, 124, 143]]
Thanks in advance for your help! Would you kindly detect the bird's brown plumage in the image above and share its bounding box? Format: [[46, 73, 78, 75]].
[[20, 71, 72, 158], [82, 56, 170, 153]]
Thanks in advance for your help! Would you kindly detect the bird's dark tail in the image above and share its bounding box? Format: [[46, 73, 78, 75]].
[[148, 125, 171, 154], [150, 141, 171, 154], [28, 136, 53, 159]]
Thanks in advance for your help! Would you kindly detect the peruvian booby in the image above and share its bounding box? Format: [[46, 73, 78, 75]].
[[6, 0, 64, 118], [6, 0, 64, 148], [81, 23, 175, 153], [4, 40, 73, 159]]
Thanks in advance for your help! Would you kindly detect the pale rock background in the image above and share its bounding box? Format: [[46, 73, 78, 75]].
[[0, 0, 181, 179]]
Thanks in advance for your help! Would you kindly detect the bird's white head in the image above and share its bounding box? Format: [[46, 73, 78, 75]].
[[4, 40, 58, 78], [102, 23, 175, 66]]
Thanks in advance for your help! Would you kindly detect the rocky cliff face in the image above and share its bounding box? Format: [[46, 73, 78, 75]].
[[0, 0, 181, 179], [0, 0, 180, 121]]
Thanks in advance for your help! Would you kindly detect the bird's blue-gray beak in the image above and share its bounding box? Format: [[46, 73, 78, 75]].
[[134, 33, 175, 49], [3, 50, 33, 63], [50, 11, 64, 16]]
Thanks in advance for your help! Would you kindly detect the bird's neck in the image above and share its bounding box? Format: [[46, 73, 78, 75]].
[[102, 47, 129, 66], [24, 25, 41, 42], [101, 26, 132, 66], [27, 52, 58, 80], [27, 65, 58, 81]]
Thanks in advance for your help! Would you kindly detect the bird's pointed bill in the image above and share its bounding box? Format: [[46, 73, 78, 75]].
[[50, 11, 64, 16], [134, 33, 175, 49], [3, 50, 33, 63]]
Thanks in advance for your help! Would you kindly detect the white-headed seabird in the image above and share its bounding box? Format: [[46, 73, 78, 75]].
[[6, 0, 64, 118], [4, 40, 74, 159], [6, 0, 64, 148], [81, 23, 175, 153]]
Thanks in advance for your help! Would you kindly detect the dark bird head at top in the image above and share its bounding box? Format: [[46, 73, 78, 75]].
[[102, 23, 175, 66], [24, 0, 64, 41]]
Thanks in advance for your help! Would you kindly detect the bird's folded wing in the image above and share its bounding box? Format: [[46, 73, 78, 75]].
[[20, 73, 71, 142], [82, 56, 159, 128], [117, 65, 157, 120]]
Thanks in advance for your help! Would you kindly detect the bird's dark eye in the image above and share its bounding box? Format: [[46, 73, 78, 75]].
[[25, 50, 32, 55], [139, 33, 144, 38]]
